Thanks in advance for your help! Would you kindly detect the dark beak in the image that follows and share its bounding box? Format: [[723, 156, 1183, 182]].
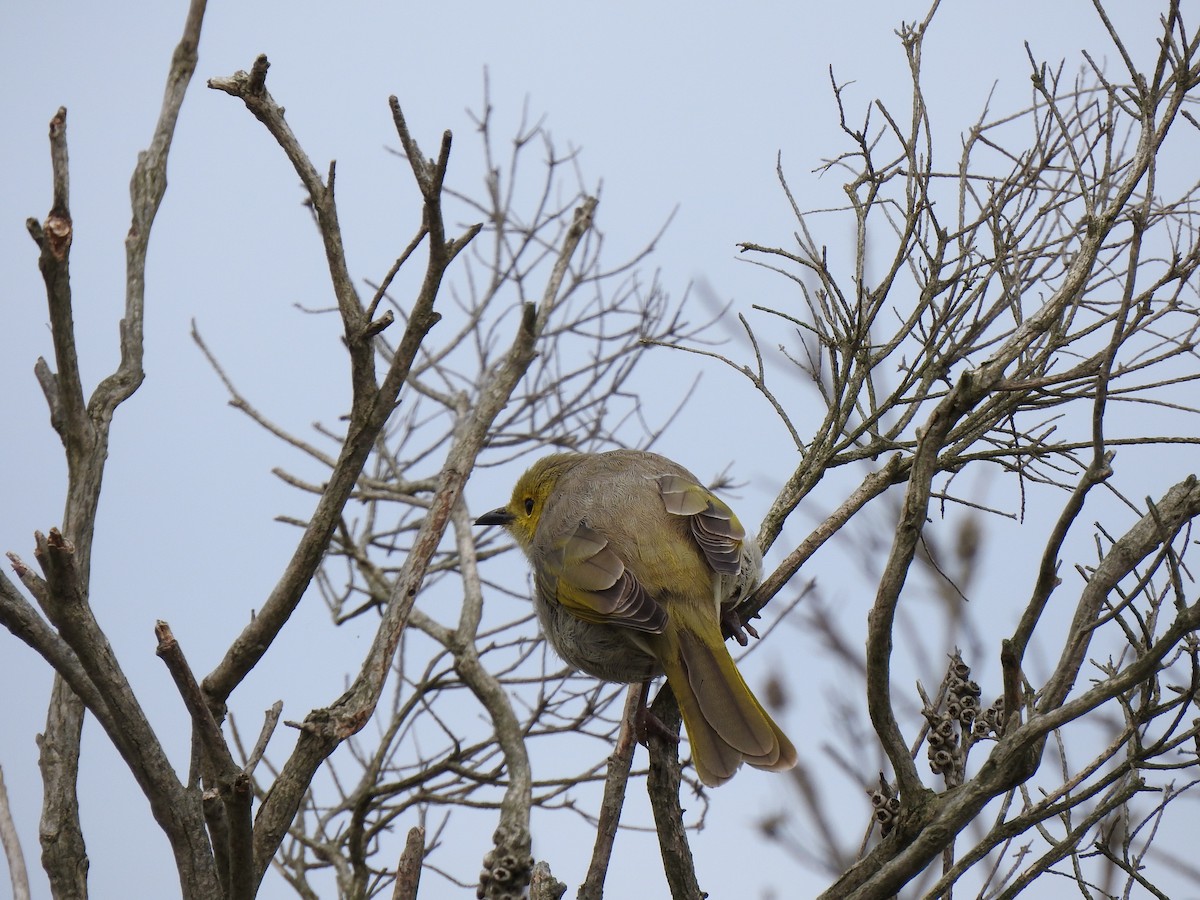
[[474, 507, 514, 527]]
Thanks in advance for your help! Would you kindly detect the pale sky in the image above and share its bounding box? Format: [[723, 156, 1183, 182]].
[[0, 2, 1188, 898]]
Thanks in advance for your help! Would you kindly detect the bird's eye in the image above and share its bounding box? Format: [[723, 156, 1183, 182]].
[[524, 497, 535, 515]]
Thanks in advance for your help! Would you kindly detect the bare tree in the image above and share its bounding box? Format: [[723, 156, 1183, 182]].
[[2, 1, 1199, 899], [721, 3, 1200, 898]]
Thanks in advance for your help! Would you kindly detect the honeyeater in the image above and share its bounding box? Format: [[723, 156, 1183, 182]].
[[474, 449, 796, 786]]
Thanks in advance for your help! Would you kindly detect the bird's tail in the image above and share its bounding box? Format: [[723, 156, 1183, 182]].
[[658, 621, 797, 787]]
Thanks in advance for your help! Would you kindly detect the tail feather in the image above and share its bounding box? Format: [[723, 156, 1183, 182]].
[[661, 624, 797, 786], [670, 680, 744, 786], [678, 628, 777, 757]]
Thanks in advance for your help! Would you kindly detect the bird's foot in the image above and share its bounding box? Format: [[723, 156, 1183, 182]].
[[721, 606, 761, 646], [635, 705, 680, 746]]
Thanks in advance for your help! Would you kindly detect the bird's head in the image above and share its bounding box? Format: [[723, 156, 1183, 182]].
[[474, 453, 581, 550]]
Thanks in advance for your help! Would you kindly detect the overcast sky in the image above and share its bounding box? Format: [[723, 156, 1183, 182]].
[[0, 2, 1188, 898]]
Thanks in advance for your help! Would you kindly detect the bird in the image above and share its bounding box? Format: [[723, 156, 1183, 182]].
[[474, 449, 796, 786]]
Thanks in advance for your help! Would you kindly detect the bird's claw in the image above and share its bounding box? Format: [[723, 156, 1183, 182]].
[[635, 705, 680, 746], [721, 606, 761, 646]]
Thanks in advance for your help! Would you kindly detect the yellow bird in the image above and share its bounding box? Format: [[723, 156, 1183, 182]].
[[475, 449, 796, 786]]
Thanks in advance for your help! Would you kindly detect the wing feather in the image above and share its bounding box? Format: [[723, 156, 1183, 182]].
[[656, 475, 746, 576], [542, 522, 666, 634]]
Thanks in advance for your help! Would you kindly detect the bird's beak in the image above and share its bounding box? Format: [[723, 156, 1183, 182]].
[[474, 507, 515, 527]]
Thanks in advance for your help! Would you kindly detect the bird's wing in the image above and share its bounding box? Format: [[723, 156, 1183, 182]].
[[539, 522, 667, 634], [656, 475, 745, 575]]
